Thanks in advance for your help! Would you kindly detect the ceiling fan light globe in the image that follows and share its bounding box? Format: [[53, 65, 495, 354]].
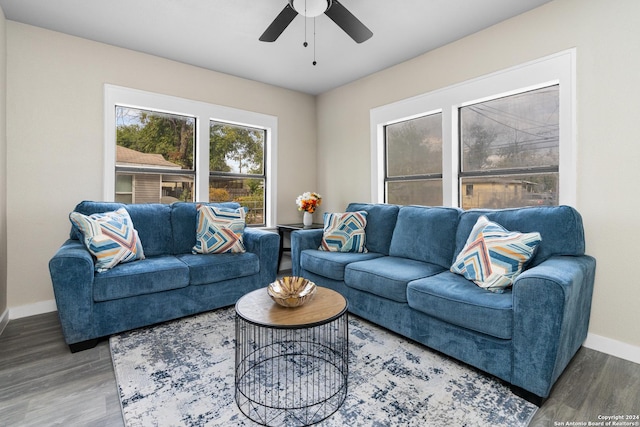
[[289, 0, 331, 18]]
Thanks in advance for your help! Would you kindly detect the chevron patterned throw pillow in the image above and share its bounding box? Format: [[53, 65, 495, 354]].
[[192, 205, 246, 254], [319, 211, 368, 253], [450, 215, 541, 293], [69, 207, 145, 272]]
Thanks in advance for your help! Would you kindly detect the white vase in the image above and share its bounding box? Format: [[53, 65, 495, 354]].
[[303, 211, 313, 226]]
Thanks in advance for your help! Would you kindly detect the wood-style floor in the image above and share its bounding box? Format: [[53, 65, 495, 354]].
[[1, 310, 639, 426]]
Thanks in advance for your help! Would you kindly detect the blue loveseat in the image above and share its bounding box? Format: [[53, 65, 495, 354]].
[[291, 203, 596, 404], [49, 201, 279, 352]]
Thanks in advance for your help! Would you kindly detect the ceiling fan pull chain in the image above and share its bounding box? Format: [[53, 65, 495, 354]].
[[313, 17, 317, 66], [303, 0, 308, 47]]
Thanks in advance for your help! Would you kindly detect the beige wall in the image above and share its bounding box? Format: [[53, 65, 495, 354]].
[[317, 0, 640, 350], [0, 6, 7, 320], [5, 22, 316, 310], [4, 0, 639, 356]]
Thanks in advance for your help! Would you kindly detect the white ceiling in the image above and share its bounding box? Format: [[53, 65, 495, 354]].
[[0, 0, 552, 95]]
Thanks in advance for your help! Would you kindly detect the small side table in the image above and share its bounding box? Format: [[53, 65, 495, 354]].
[[276, 223, 323, 272], [235, 287, 349, 426]]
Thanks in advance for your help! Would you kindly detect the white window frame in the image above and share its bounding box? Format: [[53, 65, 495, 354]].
[[104, 84, 278, 226], [370, 49, 576, 207]]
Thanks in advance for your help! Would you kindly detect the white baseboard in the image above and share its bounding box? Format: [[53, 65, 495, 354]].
[[9, 299, 57, 320], [0, 308, 9, 336], [584, 332, 640, 365]]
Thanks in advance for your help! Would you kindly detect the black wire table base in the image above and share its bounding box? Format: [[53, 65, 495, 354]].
[[235, 312, 349, 426]]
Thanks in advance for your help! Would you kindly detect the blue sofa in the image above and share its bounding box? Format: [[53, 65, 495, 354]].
[[292, 203, 596, 404], [49, 201, 279, 352]]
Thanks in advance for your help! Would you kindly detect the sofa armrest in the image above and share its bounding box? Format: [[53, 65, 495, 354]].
[[243, 228, 280, 285], [511, 255, 596, 398], [290, 229, 324, 276], [48, 239, 97, 345]]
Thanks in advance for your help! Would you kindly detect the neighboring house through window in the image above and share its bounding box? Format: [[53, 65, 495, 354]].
[[371, 49, 576, 208], [115, 145, 189, 204], [104, 85, 278, 226]]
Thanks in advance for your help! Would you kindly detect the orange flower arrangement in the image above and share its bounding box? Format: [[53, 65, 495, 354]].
[[296, 192, 322, 213]]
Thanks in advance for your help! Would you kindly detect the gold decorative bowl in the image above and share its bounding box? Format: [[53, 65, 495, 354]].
[[267, 276, 317, 308]]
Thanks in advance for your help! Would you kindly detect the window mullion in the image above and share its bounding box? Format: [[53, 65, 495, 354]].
[[442, 105, 457, 207], [459, 166, 559, 178], [386, 174, 442, 182], [195, 112, 210, 202]]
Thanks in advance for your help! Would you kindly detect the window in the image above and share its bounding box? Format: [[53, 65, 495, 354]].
[[371, 49, 575, 208], [115, 107, 195, 204], [384, 113, 443, 205], [459, 85, 559, 209], [105, 85, 278, 226], [209, 121, 266, 225]]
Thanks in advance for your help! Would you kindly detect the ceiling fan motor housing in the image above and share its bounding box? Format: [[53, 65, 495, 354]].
[[261, 0, 371, 44], [289, 0, 332, 18]]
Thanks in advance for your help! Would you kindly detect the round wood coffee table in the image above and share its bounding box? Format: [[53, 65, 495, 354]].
[[234, 286, 348, 427]]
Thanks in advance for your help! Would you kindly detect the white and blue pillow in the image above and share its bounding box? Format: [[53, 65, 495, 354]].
[[192, 205, 246, 254], [451, 216, 541, 293], [319, 211, 368, 253], [69, 208, 145, 272]]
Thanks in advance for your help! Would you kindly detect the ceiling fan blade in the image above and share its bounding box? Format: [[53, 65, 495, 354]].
[[324, 0, 373, 43], [259, 4, 298, 42]]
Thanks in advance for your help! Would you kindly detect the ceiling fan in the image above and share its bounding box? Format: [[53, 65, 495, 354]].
[[260, 0, 373, 44]]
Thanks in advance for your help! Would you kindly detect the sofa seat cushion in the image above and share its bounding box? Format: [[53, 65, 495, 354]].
[[176, 252, 259, 285], [345, 257, 446, 303], [300, 249, 382, 281], [93, 255, 189, 302], [407, 271, 513, 339]]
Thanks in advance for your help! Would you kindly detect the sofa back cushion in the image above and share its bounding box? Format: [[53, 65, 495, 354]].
[[389, 206, 461, 268], [346, 203, 400, 255], [71, 201, 172, 257], [454, 205, 585, 267], [171, 202, 242, 254]]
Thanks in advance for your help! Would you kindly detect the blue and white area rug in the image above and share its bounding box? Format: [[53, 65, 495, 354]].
[[110, 307, 537, 426]]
